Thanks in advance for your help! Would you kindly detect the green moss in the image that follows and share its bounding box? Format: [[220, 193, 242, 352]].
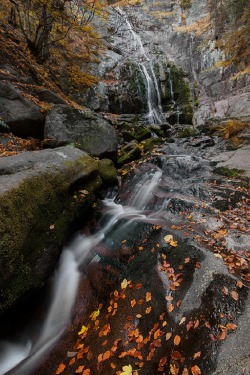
[[0, 155, 99, 314], [118, 143, 141, 165], [98, 159, 118, 186], [142, 138, 164, 152], [177, 126, 199, 138], [214, 167, 239, 177]]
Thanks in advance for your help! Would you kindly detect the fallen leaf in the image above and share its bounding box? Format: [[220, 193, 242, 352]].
[[103, 351, 111, 360], [67, 351, 77, 357], [226, 323, 237, 330], [231, 291, 239, 301], [194, 319, 199, 329], [131, 299, 137, 307], [186, 321, 193, 331], [136, 314, 142, 319], [236, 281, 243, 288], [166, 332, 172, 341], [55, 363, 66, 374], [179, 317, 186, 325], [170, 363, 179, 374], [69, 358, 75, 366], [170, 351, 183, 360], [164, 234, 173, 243], [182, 367, 189, 375], [146, 306, 152, 314], [165, 295, 173, 301], [146, 292, 152, 302], [222, 286, 229, 296], [191, 365, 201, 375], [90, 309, 100, 321], [193, 351, 201, 359], [174, 335, 181, 346], [82, 370, 90, 375], [78, 325, 88, 336], [111, 363, 116, 369], [121, 279, 128, 289], [168, 304, 174, 312], [219, 331, 227, 340], [75, 366, 84, 373], [50, 224, 55, 230], [99, 324, 111, 337], [159, 357, 167, 367]]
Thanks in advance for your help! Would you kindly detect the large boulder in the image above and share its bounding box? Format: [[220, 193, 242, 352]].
[[44, 105, 118, 160], [0, 81, 44, 138], [0, 146, 117, 314]]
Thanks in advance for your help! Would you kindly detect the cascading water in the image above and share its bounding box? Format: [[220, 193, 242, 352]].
[[167, 67, 180, 125], [0, 164, 171, 375], [116, 8, 165, 124]]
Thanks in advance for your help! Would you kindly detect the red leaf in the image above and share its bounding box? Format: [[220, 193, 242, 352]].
[[170, 351, 183, 360]]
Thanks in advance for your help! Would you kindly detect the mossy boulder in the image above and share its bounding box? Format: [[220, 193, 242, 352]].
[[142, 137, 164, 152], [118, 141, 142, 165], [177, 126, 199, 138], [0, 146, 107, 314], [122, 125, 151, 142], [44, 105, 118, 161], [98, 159, 118, 186]]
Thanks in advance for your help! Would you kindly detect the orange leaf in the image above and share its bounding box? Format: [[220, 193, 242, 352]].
[[69, 358, 75, 366], [99, 324, 111, 337], [82, 370, 90, 375], [159, 357, 167, 367], [146, 349, 155, 361], [146, 306, 152, 314], [166, 332, 172, 341], [103, 351, 111, 360], [55, 363, 66, 374], [174, 335, 181, 346], [154, 329, 162, 339], [219, 331, 227, 340], [170, 363, 179, 375], [146, 292, 152, 302], [186, 321, 193, 331], [194, 319, 199, 329], [111, 363, 116, 369], [97, 354, 103, 363], [168, 304, 174, 312], [191, 365, 201, 375], [182, 368, 189, 374], [226, 323, 237, 330], [135, 284, 142, 289], [170, 351, 183, 361], [165, 295, 173, 301], [131, 299, 137, 307]]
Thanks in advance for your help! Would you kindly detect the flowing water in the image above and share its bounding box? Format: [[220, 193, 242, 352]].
[[116, 8, 165, 124]]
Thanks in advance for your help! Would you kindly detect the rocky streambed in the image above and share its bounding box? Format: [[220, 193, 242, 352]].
[[1, 129, 248, 375]]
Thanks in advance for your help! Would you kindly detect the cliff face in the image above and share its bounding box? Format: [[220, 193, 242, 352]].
[[85, 0, 250, 127]]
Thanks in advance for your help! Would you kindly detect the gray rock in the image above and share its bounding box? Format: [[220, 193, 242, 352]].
[[0, 81, 44, 138], [44, 105, 118, 160], [36, 89, 66, 104], [211, 145, 250, 178], [0, 146, 100, 313]]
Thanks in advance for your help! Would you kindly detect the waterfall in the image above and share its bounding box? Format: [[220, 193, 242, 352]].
[[0, 166, 171, 375], [116, 7, 165, 124], [167, 67, 180, 125]]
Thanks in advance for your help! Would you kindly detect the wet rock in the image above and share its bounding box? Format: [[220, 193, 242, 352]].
[[0, 119, 10, 133], [0, 146, 100, 314], [0, 81, 44, 138], [190, 136, 215, 148], [44, 105, 118, 160], [142, 137, 164, 152], [118, 141, 141, 165], [177, 126, 200, 138], [36, 89, 66, 104]]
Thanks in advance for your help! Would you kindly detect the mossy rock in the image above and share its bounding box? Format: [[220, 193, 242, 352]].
[[177, 126, 199, 138], [98, 159, 118, 186], [0, 146, 100, 314], [142, 138, 164, 152], [214, 167, 240, 178], [118, 142, 141, 165], [122, 125, 151, 142], [149, 125, 165, 137]]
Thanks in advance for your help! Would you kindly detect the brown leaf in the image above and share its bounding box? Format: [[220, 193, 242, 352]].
[[194, 319, 199, 329], [159, 357, 167, 367], [174, 335, 181, 346], [236, 281, 243, 288], [182, 367, 189, 375], [103, 351, 111, 360], [55, 363, 66, 374], [170, 351, 183, 361], [146, 306, 152, 314], [176, 300, 182, 308], [231, 291, 239, 301], [219, 331, 227, 340], [186, 321, 193, 331], [146, 349, 155, 361], [222, 286, 229, 296], [191, 365, 201, 375]]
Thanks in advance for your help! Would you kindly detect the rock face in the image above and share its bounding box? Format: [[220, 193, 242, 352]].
[[44, 105, 118, 160], [0, 81, 44, 138], [0, 146, 117, 314]]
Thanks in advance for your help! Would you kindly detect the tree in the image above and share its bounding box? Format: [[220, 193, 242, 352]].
[[9, 0, 103, 62]]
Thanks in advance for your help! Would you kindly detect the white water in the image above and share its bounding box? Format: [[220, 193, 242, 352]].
[[0, 168, 170, 375], [167, 67, 180, 125], [117, 7, 165, 124]]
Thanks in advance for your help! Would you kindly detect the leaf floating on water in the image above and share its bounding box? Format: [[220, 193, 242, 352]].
[[55, 363, 66, 374], [191, 365, 201, 375], [121, 364, 133, 375]]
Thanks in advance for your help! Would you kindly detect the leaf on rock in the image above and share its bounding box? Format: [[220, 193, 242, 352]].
[[146, 292, 152, 302], [121, 279, 128, 289], [168, 304, 174, 313], [121, 364, 133, 375], [82, 370, 90, 375], [75, 366, 84, 373], [231, 291, 239, 301], [226, 323, 237, 330], [170, 363, 179, 375], [174, 335, 181, 346], [55, 363, 66, 374], [191, 365, 201, 375], [90, 309, 100, 321], [182, 367, 189, 374], [78, 325, 88, 336], [131, 299, 137, 307], [193, 351, 201, 359], [146, 306, 152, 314], [99, 324, 111, 337], [166, 332, 172, 341]]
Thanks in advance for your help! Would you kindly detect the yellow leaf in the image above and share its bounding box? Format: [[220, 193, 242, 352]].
[[78, 325, 88, 336], [90, 309, 100, 321], [164, 234, 173, 243], [121, 364, 133, 375], [170, 240, 178, 247], [121, 279, 128, 289]]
